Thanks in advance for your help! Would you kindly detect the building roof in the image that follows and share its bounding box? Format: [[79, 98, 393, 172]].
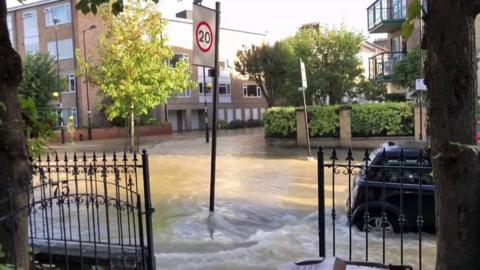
[[8, 0, 65, 12]]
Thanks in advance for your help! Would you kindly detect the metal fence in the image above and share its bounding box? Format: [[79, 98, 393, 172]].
[[317, 145, 433, 270], [0, 150, 155, 270]]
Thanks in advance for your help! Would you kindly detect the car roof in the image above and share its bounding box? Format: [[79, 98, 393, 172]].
[[374, 141, 427, 158]]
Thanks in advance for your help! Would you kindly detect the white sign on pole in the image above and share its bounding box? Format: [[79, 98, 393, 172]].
[[193, 4, 216, 68], [300, 60, 308, 88], [416, 78, 427, 91]]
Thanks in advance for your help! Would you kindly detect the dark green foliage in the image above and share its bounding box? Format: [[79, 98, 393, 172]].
[[228, 120, 244, 129], [385, 93, 407, 102], [18, 54, 62, 115], [263, 107, 297, 138], [392, 47, 425, 91], [218, 120, 228, 129], [351, 102, 414, 137], [355, 77, 386, 102], [18, 54, 60, 155], [235, 41, 296, 107], [308, 106, 340, 137], [244, 119, 263, 128]]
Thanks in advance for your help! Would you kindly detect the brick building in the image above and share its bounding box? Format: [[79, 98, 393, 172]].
[[7, 0, 268, 131]]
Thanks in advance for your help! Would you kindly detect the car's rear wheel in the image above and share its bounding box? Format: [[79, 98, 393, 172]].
[[354, 211, 400, 233]]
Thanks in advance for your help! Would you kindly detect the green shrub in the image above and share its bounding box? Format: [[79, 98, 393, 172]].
[[351, 102, 414, 137], [218, 120, 228, 129], [307, 106, 340, 137], [228, 120, 244, 129], [245, 119, 263, 128], [263, 107, 296, 138]]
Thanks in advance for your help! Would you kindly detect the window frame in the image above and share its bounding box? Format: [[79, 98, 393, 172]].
[[243, 84, 261, 98], [45, 3, 71, 27], [219, 83, 231, 96], [65, 74, 76, 93], [48, 38, 74, 60]]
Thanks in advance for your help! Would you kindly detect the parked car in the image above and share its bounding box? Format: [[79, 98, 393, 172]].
[[348, 141, 435, 233]]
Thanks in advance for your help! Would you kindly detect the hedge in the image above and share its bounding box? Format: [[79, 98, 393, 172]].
[[263, 107, 297, 138], [263, 102, 414, 138], [351, 103, 414, 137]]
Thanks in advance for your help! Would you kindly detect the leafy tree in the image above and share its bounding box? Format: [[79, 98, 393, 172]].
[[77, 0, 193, 149], [391, 46, 425, 92], [355, 76, 386, 102], [235, 41, 296, 107], [288, 23, 364, 105], [17, 53, 61, 155], [18, 54, 61, 115]]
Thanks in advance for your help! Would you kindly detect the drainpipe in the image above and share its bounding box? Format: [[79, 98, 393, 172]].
[[70, 0, 81, 127]]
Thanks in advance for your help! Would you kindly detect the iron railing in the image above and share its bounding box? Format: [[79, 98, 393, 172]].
[[369, 52, 407, 80], [317, 145, 433, 270], [367, 0, 407, 32], [0, 150, 155, 270]]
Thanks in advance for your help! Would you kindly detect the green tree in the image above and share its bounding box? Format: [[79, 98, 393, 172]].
[[355, 76, 386, 102], [288, 23, 364, 105], [391, 46, 425, 91], [78, 0, 193, 150], [18, 53, 60, 155], [18, 54, 60, 115], [235, 41, 296, 107]]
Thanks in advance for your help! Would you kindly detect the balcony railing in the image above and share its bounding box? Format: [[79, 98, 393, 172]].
[[367, 0, 406, 33], [369, 52, 407, 80]]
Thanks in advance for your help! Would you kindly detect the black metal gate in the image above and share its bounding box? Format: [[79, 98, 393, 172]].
[[0, 150, 155, 270], [317, 145, 433, 270]]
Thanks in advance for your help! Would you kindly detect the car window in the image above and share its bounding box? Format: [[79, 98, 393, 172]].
[[367, 157, 433, 185]]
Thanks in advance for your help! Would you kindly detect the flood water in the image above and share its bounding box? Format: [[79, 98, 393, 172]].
[[141, 128, 436, 270]]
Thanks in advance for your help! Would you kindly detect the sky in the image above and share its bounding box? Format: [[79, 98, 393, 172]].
[[7, 0, 379, 42]]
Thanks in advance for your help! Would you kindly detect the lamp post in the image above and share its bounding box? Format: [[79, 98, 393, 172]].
[[82, 25, 96, 140], [53, 17, 65, 144]]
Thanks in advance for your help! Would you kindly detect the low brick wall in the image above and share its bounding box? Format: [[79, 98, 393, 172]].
[[52, 123, 172, 143]]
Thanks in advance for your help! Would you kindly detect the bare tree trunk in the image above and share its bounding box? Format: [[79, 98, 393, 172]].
[[0, 0, 30, 267], [424, 1, 480, 269]]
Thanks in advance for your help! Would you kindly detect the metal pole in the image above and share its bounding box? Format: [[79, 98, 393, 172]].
[[317, 146, 325, 258], [83, 26, 95, 140], [419, 3, 424, 141], [203, 67, 209, 143], [54, 18, 65, 144], [209, 2, 220, 213], [302, 88, 312, 157], [141, 150, 155, 270]]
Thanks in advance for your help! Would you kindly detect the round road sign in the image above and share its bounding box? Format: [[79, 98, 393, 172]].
[[196, 21, 213, 53]]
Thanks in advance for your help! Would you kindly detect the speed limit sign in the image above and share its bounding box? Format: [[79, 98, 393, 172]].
[[193, 4, 216, 67], [196, 22, 213, 52]]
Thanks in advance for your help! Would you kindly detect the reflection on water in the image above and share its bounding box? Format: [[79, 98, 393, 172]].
[[144, 128, 436, 269]]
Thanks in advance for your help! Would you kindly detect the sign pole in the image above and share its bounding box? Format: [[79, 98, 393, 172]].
[[203, 67, 209, 143], [299, 60, 311, 158], [209, 1, 220, 213]]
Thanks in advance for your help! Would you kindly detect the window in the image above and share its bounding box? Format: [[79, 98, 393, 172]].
[[7, 14, 14, 47], [219, 83, 231, 95], [170, 53, 188, 67], [66, 74, 76, 92], [23, 11, 39, 54], [48, 39, 73, 60], [176, 89, 191, 98], [45, 4, 71, 27], [243, 84, 261, 98], [199, 82, 212, 95]]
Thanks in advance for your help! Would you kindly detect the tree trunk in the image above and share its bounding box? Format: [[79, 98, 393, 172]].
[[424, 1, 480, 269], [0, 0, 30, 267]]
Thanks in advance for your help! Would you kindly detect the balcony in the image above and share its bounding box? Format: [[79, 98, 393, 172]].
[[367, 0, 406, 33], [369, 52, 407, 80]]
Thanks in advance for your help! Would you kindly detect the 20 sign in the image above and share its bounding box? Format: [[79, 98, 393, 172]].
[[193, 4, 216, 67], [196, 21, 213, 52]]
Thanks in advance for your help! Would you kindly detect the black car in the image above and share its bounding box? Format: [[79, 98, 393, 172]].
[[349, 142, 435, 233]]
